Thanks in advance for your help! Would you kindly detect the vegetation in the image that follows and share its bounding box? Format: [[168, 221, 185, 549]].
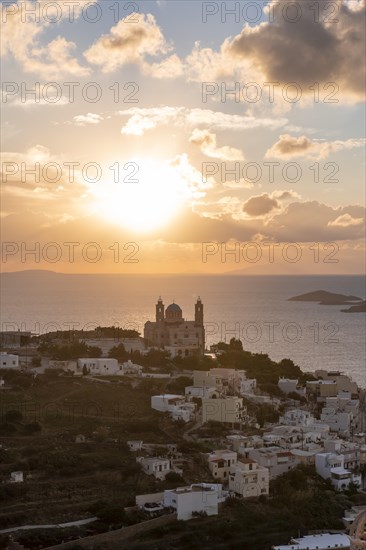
[[213, 338, 315, 389], [38, 341, 102, 360], [131, 466, 366, 550]]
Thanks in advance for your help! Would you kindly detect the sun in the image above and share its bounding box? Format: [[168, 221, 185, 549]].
[[92, 157, 201, 233]]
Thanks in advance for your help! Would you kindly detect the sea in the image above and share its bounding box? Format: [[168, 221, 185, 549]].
[[1, 272, 365, 387]]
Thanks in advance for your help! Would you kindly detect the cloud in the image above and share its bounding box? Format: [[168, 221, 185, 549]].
[[72, 113, 104, 126], [1, 1, 92, 79], [267, 202, 365, 242], [0, 145, 89, 207], [266, 134, 366, 160], [119, 106, 287, 136], [189, 129, 245, 161], [226, 0, 365, 101], [328, 213, 364, 227], [242, 194, 279, 217], [142, 54, 184, 79], [84, 13, 176, 75]]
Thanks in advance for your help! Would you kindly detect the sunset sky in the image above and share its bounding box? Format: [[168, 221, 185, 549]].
[[1, 0, 365, 274]]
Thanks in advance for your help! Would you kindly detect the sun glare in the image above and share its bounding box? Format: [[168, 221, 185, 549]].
[[93, 158, 198, 233]]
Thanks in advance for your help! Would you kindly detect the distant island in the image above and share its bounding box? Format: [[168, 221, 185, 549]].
[[288, 290, 363, 307], [341, 301, 366, 313]]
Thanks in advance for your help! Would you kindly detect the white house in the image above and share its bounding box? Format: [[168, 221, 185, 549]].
[[151, 394, 196, 423], [320, 406, 352, 435], [279, 409, 316, 428], [320, 394, 359, 434], [202, 397, 247, 424], [185, 385, 218, 399], [322, 440, 366, 474], [273, 533, 351, 550], [207, 450, 237, 482], [229, 458, 269, 498], [127, 440, 143, 452], [119, 360, 143, 376], [315, 370, 358, 395], [249, 446, 299, 479], [239, 377, 257, 395], [137, 457, 171, 480], [77, 358, 119, 375], [163, 483, 224, 520], [315, 452, 362, 491], [10, 471, 23, 483], [0, 352, 19, 369], [226, 434, 264, 455]]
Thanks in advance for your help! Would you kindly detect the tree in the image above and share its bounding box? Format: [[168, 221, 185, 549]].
[[24, 422, 42, 434], [96, 504, 126, 524], [87, 346, 102, 358], [4, 410, 23, 423], [229, 338, 243, 352], [108, 343, 128, 362], [31, 356, 41, 368]]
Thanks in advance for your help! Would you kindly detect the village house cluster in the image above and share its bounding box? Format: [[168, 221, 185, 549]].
[[1, 302, 365, 548]]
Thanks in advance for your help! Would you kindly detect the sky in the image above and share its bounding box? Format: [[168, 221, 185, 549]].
[[1, 0, 365, 274]]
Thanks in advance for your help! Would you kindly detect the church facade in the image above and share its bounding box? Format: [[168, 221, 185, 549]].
[[144, 298, 205, 357]]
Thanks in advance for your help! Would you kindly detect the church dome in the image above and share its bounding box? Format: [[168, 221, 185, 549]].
[[165, 303, 183, 320], [166, 303, 182, 313]]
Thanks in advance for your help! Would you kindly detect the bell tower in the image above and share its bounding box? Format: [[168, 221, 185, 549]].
[[156, 297, 165, 323], [195, 297, 204, 326]]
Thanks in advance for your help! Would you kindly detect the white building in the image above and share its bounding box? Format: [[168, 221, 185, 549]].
[[279, 409, 316, 428], [226, 434, 263, 455], [137, 457, 171, 480], [320, 394, 359, 435], [202, 396, 246, 424], [185, 385, 218, 399], [10, 471, 23, 483], [315, 370, 358, 395], [322, 440, 366, 475], [119, 360, 143, 376], [193, 369, 256, 397], [151, 394, 195, 423], [273, 533, 351, 550], [0, 352, 19, 369], [239, 377, 257, 395], [249, 446, 299, 479], [77, 358, 119, 375], [315, 452, 362, 491], [229, 458, 269, 498], [163, 483, 224, 520], [128, 440, 143, 452], [193, 370, 224, 390], [207, 450, 237, 482]]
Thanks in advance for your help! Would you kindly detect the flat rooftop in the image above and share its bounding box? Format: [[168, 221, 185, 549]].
[[274, 533, 350, 549]]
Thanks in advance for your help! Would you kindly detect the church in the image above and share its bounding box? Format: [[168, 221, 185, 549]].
[[144, 297, 205, 357]]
